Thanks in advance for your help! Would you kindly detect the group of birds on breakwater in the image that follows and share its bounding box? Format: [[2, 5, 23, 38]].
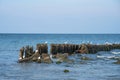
[[18, 43, 120, 64]]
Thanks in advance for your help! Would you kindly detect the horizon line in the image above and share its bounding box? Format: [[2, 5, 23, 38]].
[[0, 33, 120, 35]]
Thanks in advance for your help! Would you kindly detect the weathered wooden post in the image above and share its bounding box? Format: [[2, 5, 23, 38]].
[[19, 47, 24, 60]]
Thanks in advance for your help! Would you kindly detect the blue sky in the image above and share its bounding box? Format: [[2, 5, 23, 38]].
[[0, 0, 120, 33]]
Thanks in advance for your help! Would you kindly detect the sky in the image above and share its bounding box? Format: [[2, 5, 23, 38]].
[[0, 0, 120, 34]]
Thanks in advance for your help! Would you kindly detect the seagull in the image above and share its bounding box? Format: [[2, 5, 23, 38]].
[[50, 54, 53, 61], [90, 42, 93, 44], [45, 41, 48, 44], [23, 55, 25, 58], [19, 57, 22, 60], [96, 43, 99, 45], [87, 41, 90, 43], [38, 56, 41, 59], [105, 42, 112, 45], [82, 41, 85, 44], [64, 41, 68, 44], [36, 50, 38, 53]]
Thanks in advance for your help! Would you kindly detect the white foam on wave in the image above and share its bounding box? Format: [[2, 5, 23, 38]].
[[111, 52, 120, 54], [97, 55, 105, 58], [107, 55, 116, 59], [49, 54, 58, 62], [97, 55, 115, 59]]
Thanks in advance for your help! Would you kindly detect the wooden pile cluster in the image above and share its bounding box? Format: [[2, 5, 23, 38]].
[[36, 44, 48, 54], [24, 44, 48, 58], [50, 44, 81, 55], [24, 46, 34, 58], [18, 44, 49, 63]]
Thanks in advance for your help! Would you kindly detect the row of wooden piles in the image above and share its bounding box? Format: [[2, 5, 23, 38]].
[[21, 43, 120, 58], [50, 44, 81, 55], [86, 44, 120, 53], [50, 44, 120, 54]]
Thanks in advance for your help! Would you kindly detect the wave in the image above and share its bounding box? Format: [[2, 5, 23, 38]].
[[111, 52, 120, 54], [97, 55, 116, 59]]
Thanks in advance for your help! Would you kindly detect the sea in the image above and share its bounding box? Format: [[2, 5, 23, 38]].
[[0, 34, 120, 80]]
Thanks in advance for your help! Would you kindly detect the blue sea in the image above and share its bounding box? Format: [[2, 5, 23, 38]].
[[0, 34, 120, 80]]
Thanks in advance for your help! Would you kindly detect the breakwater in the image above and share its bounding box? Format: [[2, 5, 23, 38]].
[[18, 43, 120, 63]]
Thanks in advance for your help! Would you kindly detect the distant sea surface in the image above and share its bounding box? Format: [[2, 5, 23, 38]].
[[0, 34, 120, 80]]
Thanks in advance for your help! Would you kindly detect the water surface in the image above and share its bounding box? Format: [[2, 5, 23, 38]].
[[0, 34, 120, 80]]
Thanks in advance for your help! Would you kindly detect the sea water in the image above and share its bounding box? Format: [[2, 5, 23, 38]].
[[0, 34, 120, 80]]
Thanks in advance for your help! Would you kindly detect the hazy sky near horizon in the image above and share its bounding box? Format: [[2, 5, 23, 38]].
[[0, 0, 120, 33]]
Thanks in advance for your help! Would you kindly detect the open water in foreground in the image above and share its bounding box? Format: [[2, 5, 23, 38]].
[[0, 34, 120, 80]]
